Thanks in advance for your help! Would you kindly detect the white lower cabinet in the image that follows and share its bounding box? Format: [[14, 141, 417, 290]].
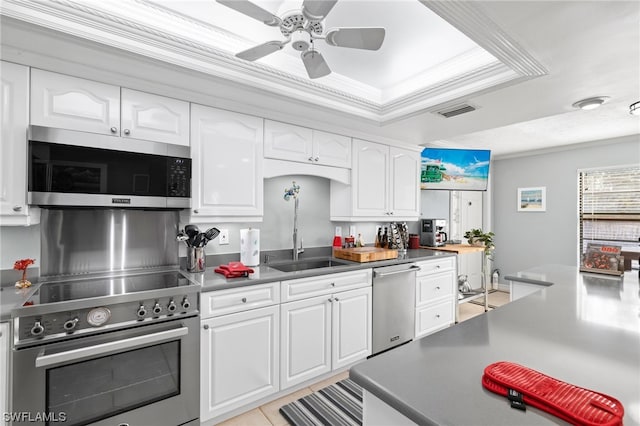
[[200, 284, 279, 423], [414, 258, 457, 338], [1, 322, 9, 422], [280, 271, 372, 390]]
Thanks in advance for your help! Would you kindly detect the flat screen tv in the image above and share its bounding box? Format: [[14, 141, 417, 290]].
[[420, 148, 491, 191]]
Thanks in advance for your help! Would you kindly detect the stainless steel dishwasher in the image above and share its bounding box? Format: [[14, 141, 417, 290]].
[[372, 263, 420, 355]]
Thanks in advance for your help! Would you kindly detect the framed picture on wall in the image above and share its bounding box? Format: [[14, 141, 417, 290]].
[[517, 187, 546, 212]]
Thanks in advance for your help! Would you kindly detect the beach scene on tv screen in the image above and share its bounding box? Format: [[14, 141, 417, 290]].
[[421, 148, 490, 191]]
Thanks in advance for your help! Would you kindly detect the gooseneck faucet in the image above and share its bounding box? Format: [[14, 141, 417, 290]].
[[284, 181, 304, 260]]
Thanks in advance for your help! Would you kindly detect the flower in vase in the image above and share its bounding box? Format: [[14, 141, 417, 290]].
[[14, 258, 35, 289]]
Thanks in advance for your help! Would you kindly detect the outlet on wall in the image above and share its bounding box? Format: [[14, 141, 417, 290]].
[[218, 229, 229, 245], [335, 226, 342, 236], [349, 225, 356, 237]]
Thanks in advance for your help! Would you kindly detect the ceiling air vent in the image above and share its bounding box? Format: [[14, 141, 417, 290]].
[[435, 103, 476, 118]]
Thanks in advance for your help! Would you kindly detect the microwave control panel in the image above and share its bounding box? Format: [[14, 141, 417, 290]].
[[168, 158, 191, 197]]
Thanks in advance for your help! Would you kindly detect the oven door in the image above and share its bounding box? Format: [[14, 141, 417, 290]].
[[12, 316, 199, 426]]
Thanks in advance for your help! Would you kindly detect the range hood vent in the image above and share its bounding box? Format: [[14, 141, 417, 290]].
[[435, 103, 476, 118]]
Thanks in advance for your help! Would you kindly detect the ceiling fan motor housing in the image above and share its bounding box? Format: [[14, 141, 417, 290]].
[[291, 29, 311, 51]]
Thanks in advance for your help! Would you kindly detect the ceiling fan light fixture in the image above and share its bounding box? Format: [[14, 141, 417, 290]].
[[572, 96, 609, 111], [630, 101, 640, 116]]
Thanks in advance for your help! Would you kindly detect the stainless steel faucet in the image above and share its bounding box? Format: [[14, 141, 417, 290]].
[[293, 196, 304, 260], [285, 181, 304, 261]]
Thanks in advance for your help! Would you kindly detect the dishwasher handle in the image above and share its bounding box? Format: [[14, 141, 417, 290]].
[[374, 265, 420, 278]]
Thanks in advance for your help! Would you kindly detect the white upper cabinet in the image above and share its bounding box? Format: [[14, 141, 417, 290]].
[[312, 129, 351, 168], [120, 88, 189, 146], [30, 69, 189, 146], [31, 68, 120, 135], [1, 61, 39, 225], [190, 104, 263, 220], [330, 139, 420, 221], [264, 120, 351, 168]]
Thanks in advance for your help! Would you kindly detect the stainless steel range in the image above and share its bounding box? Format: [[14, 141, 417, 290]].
[[10, 209, 200, 426]]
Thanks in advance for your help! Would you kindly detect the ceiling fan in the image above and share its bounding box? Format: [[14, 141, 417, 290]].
[[216, 0, 386, 79]]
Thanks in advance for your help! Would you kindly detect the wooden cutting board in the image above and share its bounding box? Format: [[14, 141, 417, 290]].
[[333, 247, 398, 262]]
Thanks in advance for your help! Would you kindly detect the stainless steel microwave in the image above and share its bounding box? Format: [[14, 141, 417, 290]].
[[28, 126, 191, 209]]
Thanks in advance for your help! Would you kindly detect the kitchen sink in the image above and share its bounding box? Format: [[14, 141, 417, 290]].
[[268, 258, 353, 272]]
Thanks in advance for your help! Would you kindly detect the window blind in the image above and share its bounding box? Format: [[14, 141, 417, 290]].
[[579, 166, 640, 256]]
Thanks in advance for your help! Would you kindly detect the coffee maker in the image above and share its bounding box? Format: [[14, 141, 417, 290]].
[[420, 219, 448, 247]]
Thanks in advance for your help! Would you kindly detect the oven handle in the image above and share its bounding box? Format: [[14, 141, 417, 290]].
[[35, 326, 188, 368]]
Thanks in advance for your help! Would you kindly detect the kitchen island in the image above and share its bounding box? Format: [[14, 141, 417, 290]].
[[350, 264, 640, 425]]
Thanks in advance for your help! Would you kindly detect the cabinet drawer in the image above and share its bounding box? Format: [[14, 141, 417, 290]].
[[281, 269, 372, 302], [201, 282, 280, 318], [416, 270, 455, 306], [415, 300, 454, 339], [416, 257, 456, 275]]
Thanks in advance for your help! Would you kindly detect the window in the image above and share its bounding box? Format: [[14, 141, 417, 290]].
[[579, 165, 640, 270]]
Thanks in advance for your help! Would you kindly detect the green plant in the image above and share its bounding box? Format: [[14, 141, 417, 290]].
[[463, 228, 495, 254]]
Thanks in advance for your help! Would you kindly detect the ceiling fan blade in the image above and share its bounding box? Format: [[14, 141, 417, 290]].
[[301, 49, 331, 79], [325, 27, 386, 50], [302, 0, 338, 21], [216, 0, 281, 26], [237, 41, 284, 61]]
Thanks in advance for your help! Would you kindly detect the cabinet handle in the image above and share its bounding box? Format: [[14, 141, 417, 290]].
[[203, 324, 209, 330], [436, 265, 441, 269], [314, 157, 319, 162], [436, 286, 440, 290], [328, 297, 333, 302], [241, 297, 247, 303], [435, 314, 440, 318], [330, 282, 335, 287], [308, 157, 314, 161], [110, 127, 117, 133], [389, 211, 394, 215], [193, 209, 199, 214], [123, 129, 131, 135], [334, 297, 339, 302], [13, 206, 22, 212]]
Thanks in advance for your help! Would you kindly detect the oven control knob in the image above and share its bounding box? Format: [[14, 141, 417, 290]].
[[31, 321, 45, 337], [63, 317, 79, 332], [152, 303, 162, 315], [137, 305, 147, 318], [181, 298, 191, 310], [167, 300, 177, 313]]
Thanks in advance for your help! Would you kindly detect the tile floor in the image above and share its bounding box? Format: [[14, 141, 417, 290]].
[[215, 291, 511, 426]]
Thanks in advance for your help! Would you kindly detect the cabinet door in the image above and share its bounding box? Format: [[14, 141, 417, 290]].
[[201, 306, 279, 422], [30, 68, 120, 135], [332, 287, 372, 369], [280, 295, 331, 389], [352, 139, 389, 216], [1, 61, 39, 225], [0, 323, 8, 421], [312, 130, 351, 168], [190, 105, 263, 219], [121, 88, 189, 146], [264, 120, 313, 163], [389, 147, 420, 217]]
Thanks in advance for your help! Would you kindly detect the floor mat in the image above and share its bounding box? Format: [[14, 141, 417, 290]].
[[279, 378, 363, 426]]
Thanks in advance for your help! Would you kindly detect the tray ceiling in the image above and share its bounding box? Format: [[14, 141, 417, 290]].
[[0, 0, 547, 123]]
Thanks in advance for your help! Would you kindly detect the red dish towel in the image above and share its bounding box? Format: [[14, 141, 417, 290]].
[[482, 361, 623, 426], [214, 262, 254, 278]]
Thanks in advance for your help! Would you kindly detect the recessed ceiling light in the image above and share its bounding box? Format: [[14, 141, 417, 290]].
[[572, 96, 610, 110], [630, 101, 640, 116]]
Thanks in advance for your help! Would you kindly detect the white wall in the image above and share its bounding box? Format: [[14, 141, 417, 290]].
[[491, 135, 640, 278]]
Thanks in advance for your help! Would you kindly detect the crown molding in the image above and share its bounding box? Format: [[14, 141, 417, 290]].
[[1, 0, 547, 123]]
